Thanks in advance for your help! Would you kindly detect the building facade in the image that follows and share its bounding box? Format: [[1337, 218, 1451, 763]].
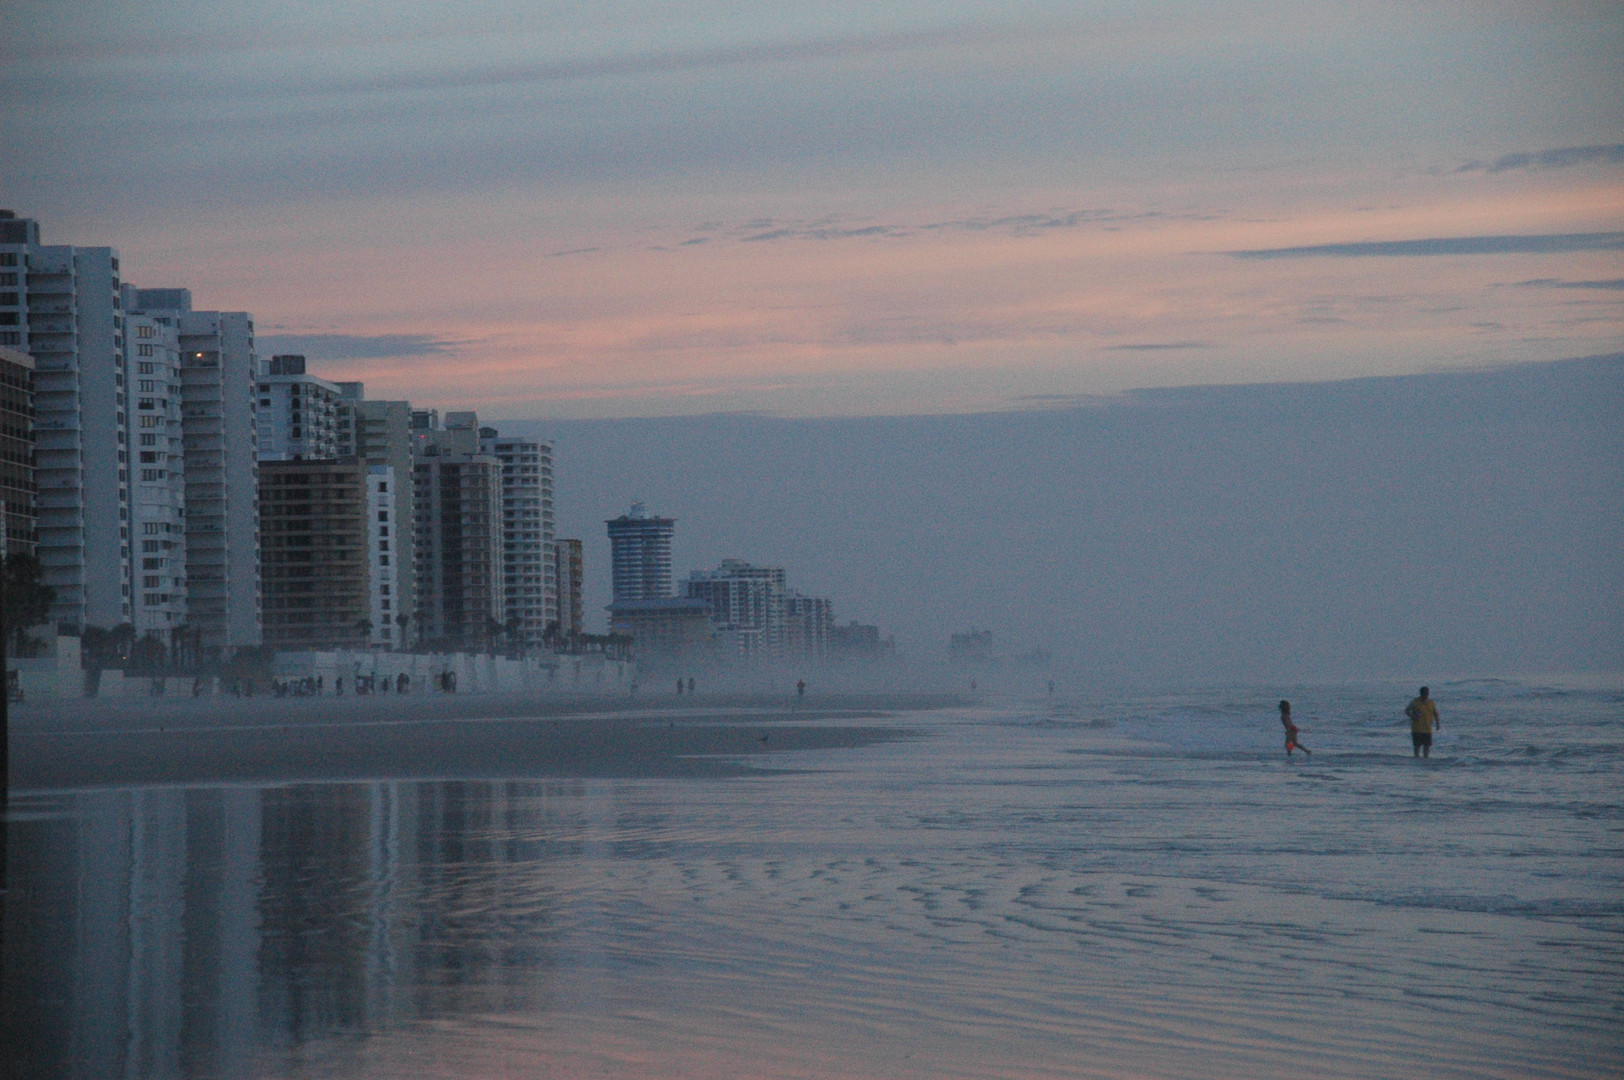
[[256, 355, 344, 460], [683, 559, 788, 659], [0, 344, 35, 556], [480, 429, 554, 649], [553, 538, 583, 638], [365, 464, 402, 649], [606, 503, 673, 604], [123, 295, 187, 644], [259, 459, 371, 650], [606, 596, 715, 661], [413, 447, 504, 648], [785, 592, 833, 659], [1, 212, 130, 632], [134, 290, 263, 653], [343, 391, 417, 646]]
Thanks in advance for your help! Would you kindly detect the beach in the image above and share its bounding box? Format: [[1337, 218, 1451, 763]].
[[3, 678, 1620, 1078], [9, 691, 951, 789]]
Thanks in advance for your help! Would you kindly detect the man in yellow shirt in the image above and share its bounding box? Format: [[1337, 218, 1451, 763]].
[[1406, 686, 1441, 758]]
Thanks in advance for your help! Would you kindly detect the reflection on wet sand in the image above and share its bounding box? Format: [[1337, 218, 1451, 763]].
[[2, 780, 590, 1079]]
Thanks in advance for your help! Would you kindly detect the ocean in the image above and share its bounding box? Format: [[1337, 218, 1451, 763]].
[[4, 678, 1620, 1078]]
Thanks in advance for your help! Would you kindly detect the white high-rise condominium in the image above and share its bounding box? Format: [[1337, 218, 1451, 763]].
[[124, 288, 187, 645], [134, 288, 263, 654], [256, 355, 345, 460], [480, 429, 554, 648], [341, 388, 418, 646], [684, 559, 789, 659], [0, 210, 130, 632], [365, 464, 401, 649]]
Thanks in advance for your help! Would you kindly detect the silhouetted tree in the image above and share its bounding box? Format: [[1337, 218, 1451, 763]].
[[2, 552, 55, 656]]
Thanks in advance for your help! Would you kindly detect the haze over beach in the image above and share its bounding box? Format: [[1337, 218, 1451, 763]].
[[3, 2, 1623, 1079]]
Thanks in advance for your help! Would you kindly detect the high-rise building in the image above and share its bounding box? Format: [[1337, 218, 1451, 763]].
[[1, 211, 129, 631], [785, 592, 833, 659], [364, 464, 402, 649], [413, 412, 504, 648], [606, 502, 673, 603], [341, 388, 417, 646], [683, 559, 788, 658], [123, 290, 187, 644], [256, 355, 344, 460], [480, 428, 554, 649], [553, 538, 583, 638], [135, 289, 262, 653], [0, 344, 36, 557], [259, 458, 371, 650]]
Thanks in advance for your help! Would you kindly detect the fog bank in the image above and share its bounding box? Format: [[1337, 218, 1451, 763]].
[[509, 356, 1623, 683]]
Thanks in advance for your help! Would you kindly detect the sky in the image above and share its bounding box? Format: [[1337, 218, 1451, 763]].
[[4, 1, 1623, 418]]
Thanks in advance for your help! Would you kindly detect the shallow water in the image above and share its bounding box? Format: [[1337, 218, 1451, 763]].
[[4, 679, 1621, 1078]]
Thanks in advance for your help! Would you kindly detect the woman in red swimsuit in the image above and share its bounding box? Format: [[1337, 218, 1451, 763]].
[[1279, 700, 1311, 757]]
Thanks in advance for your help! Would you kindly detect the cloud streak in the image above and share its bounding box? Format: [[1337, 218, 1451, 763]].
[[1105, 341, 1215, 352], [1227, 233, 1624, 260], [1510, 278, 1624, 292], [255, 333, 466, 361], [1456, 144, 1624, 174]]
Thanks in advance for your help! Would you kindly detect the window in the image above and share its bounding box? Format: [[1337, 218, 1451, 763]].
[[144, 575, 161, 588], [377, 510, 388, 522], [137, 325, 155, 339], [143, 522, 160, 534]]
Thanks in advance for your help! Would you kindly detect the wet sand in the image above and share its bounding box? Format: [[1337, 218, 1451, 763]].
[[10, 691, 953, 790]]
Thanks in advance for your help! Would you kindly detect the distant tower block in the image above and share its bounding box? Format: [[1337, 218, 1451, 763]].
[[606, 502, 673, 603]]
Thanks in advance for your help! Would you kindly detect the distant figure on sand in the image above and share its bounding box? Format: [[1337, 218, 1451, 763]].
[[1406, 686, 1440, 758], [1279, 700, 1311, 757]]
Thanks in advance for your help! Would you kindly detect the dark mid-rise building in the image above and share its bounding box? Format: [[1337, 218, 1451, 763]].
[[554, 537, 583, 638], [413, 448, 504, 648], [0, 344, 36, 556], [259, 459, 371, 649]]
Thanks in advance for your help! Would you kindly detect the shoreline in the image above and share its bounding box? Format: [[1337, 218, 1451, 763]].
[[10, 691, 960, 792]]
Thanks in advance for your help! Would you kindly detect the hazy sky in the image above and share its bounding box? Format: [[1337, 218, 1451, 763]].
[[519, 356, 1622, 681], [6, 1, 1622, 417]]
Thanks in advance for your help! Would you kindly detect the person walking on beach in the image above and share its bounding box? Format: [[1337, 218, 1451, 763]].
[[1406, 686, 1440, 758], [1279, 700, 1311, 757]]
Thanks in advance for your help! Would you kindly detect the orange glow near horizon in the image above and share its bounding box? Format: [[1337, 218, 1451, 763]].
[[111, 171, 1624, 418]]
